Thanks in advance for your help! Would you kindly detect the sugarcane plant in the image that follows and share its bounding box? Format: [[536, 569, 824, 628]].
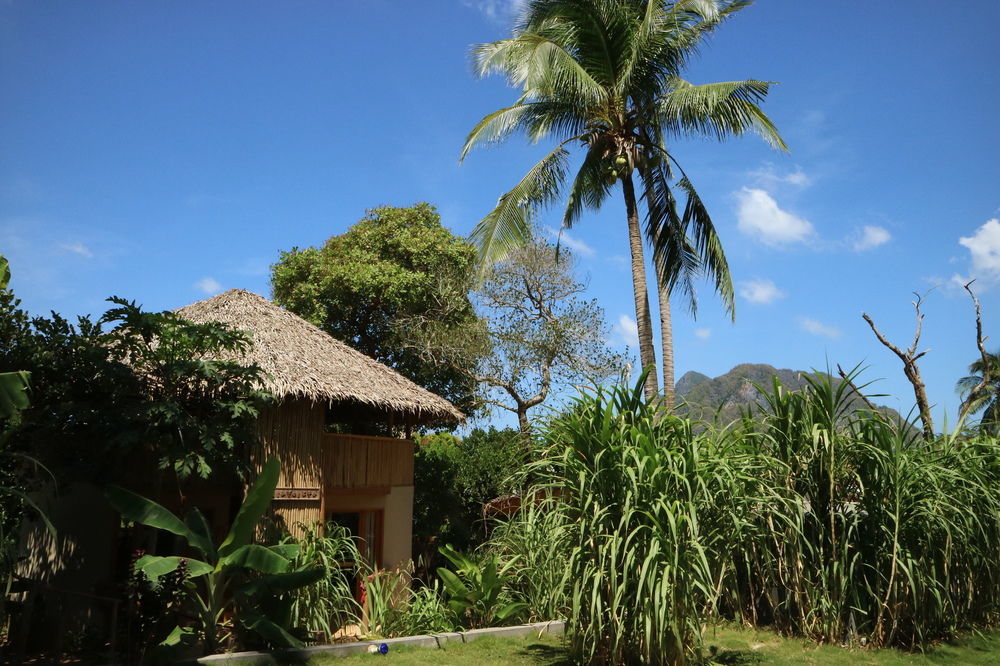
[[107, 457, 324, 654]]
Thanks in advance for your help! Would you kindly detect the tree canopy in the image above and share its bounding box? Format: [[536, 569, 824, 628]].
[[475, 239, 625, 436], [0, 289, 270, 483], [270, 203, 484, 416]]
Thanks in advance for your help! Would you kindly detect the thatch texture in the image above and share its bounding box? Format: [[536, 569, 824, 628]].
[[175, 289, 462, 424]]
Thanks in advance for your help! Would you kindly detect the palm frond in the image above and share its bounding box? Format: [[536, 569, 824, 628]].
[[676, 174, 735, 318], [469, 144, 572, 275], [562, 135, 616, 229], [473, 33, 606, 108], [659, 78, 788, 149], [640, 162, 700, 315], [461, 103, 536, 161]]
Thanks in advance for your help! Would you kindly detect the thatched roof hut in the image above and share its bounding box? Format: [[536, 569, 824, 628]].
[[175, 289, 463, 426]]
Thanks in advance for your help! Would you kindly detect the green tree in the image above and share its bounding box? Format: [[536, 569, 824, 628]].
[[0, 256, 54, 615], [0, 294, 269, 484], [957, 350, 1000, 434], [461, 0, 785, 404], [475, 239, 625, 439], [271, 203, 484, 416], [412, 427, 522, 571]]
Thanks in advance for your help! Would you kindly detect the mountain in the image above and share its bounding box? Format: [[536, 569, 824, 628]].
[[674, 370, 710, 396], [675, 363, 900, 425]]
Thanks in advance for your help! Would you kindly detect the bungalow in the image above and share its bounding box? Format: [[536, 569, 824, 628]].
[[174, 288, 463, 569]]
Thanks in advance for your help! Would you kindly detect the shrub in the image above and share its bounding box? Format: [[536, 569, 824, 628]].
[[361, 567, 456, 638], [413, 427, 523, 571]]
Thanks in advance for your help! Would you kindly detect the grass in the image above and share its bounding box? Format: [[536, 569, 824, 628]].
[[274, 626, 1000, 665], [298, 633, 569, 665], [703, 624, 1000, 665]]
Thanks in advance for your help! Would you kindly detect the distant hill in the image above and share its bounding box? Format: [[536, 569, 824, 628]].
[[675, 363, 901, 425]]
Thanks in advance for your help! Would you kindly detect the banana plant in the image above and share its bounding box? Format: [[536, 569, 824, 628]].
[[0, 256, 30, 419], [0, 253, 53, 537], [107, 457, 324, 654], [436, 544, 525, 629]]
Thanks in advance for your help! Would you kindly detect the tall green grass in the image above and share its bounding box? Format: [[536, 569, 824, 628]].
[[733, 373, 1000, 648], [281, 523, 362, 641], [492, 372, 1000, 664]]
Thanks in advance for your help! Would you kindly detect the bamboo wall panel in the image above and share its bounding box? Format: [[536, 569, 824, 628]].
[[321, 434, 413, 488], [268, 499, 323, 538], [255, 400, 325, 489], [255, 399, 414, 492]]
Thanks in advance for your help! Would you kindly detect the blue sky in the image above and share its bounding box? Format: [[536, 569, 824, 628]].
[[1, 1, 997, 427]]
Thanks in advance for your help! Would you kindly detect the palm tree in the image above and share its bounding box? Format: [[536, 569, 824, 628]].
[[461, 0, 785, 403], [957, 351, 1000, 434]]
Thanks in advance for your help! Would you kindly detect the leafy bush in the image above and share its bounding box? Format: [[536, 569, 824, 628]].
[[436, 544, 525, 629], [487, 494, 570, 623], [361, 568, 456, 638], [412, 427, 523, 570], [119, 549, 190, 664], [107, 458, 324, 655]]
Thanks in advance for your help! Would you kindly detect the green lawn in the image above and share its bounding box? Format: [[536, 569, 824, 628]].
[[703, 625, 1000, 665], [294, 633, 568, 665], [286, 627, 1000, 665]]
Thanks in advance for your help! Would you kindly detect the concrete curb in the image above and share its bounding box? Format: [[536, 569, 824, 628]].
[[193, 620, 565, 664]]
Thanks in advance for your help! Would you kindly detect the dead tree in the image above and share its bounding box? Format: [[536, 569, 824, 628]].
[[862, 292, 934, 441], [957, 280, 992, 430]]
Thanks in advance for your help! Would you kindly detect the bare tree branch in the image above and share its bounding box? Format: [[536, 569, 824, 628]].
[[862, 293, 935, 440], [957, 280, 992, 431]]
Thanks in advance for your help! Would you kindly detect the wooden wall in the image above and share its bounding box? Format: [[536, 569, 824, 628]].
[[255, 399, 414, 537]]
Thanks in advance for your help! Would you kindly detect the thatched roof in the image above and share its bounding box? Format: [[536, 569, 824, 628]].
[[174, 289, 463, 425]]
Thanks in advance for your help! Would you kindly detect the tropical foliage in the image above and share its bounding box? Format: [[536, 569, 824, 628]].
[[0, 293, 269, 484], [279, 522, 363, 642], [361, 567, 457, 638], [107, 458, 325, 655], [436, 544, 526, 629], [412, 427, 523, 570], [957, 350, 1000, 434], [494, 372, 1000, 664], [270, 203, 485, 417], [0, 259, 28, 419], [462, 0, 785, 402], [0, 255, 55, 627]]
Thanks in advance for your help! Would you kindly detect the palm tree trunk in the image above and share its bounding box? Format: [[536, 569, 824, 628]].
[[621, 174, 658, 401], [655, 269, 675, 410]]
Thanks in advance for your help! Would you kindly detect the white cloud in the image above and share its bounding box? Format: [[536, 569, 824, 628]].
[[59, 242, 93, 258], [798, 317, 841, 339], [735, 188, 815, 246], [749, 164, 811, 188], [195, 277, 223, 295], [694, 328, 711, 340], [853, 225, 891, 251], [546, 226, 595, 257], [958, 218, 1000, 282], [614, 314, 639, 349], [739, 278, 785, 305]]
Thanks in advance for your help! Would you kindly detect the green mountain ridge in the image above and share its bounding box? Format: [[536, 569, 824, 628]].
[[675, 363, 901, 424]]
